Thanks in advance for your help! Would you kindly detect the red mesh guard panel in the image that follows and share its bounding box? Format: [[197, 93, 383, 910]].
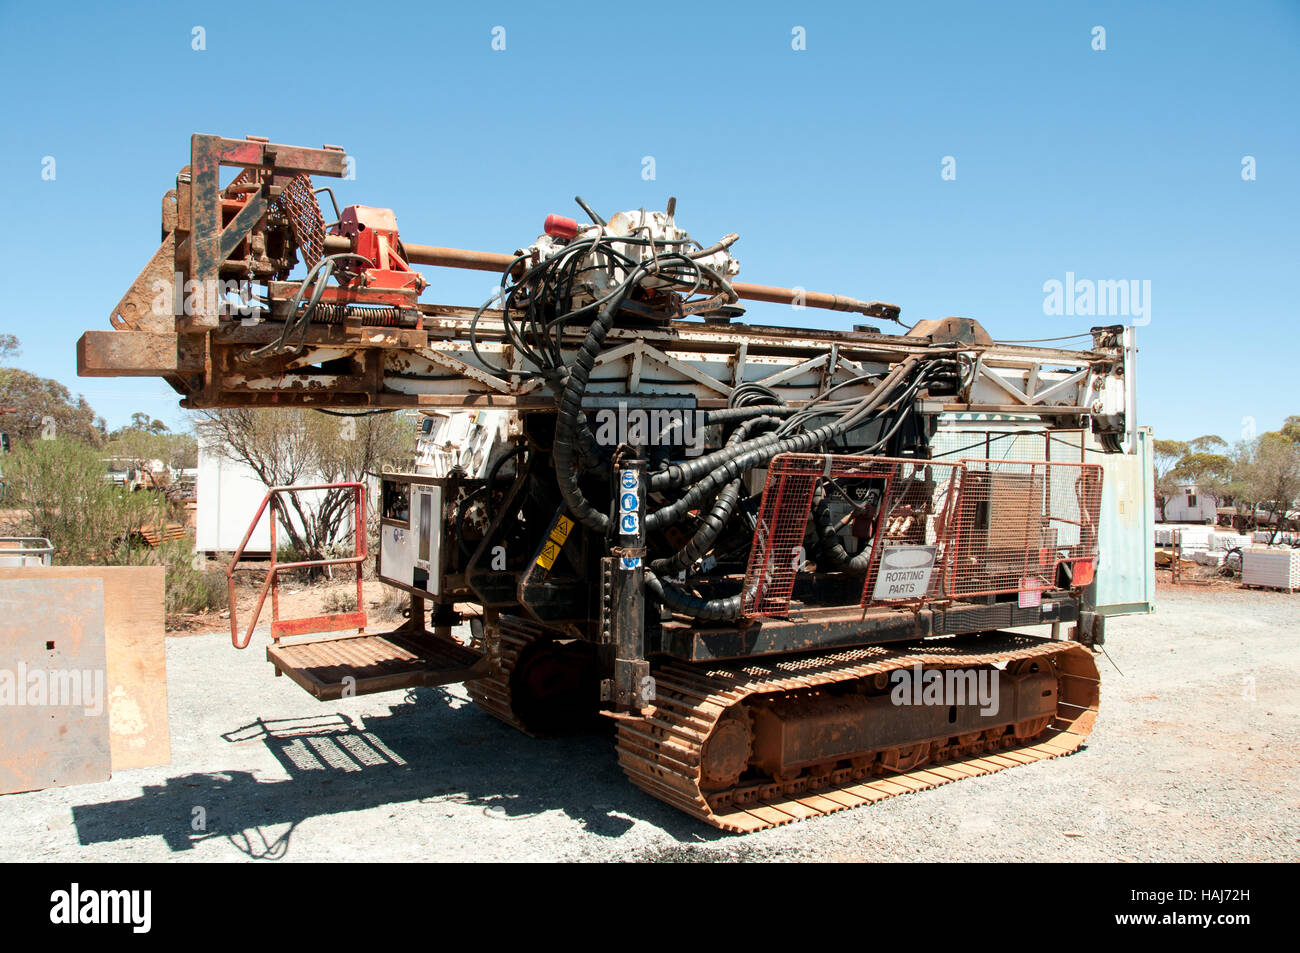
[[944, 459, 1103, 598], [742, 454, 1103, 618], [742, 454, 962, 618]]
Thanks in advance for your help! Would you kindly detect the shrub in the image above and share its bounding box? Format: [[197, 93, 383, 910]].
[[3, 437, 165, 562], [118, 538, 227, 620], [5, 439, 223, 621], [322, 589, 359, 613]]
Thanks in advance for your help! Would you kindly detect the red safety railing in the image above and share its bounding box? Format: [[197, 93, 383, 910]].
[[742, 454, 963, 617], [742, 453, 1103, 618], [943, 459, 1103, 599], [227, 482, 368, 649]]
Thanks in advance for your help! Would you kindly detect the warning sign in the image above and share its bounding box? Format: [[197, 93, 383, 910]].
[[536, 541, 561, 570], [871, 545, 938, 601], [536, 513, 575, 570], [549, 515, 574, 546], [1018, 577, 1044, 608]]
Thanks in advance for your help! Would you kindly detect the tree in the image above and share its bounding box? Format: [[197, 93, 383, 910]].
[[1280, 415, 1300, 445], [3, 436, 223, 620], [0, 367, 105, 445], [194, 408, 411, 562], [1153, 439, 1189, 520], [127, 411, 170, 435], [106, 412, 198, 471], [1171, 450, 1233, 508], [3, 438, 166, 562], [1230, 432, 1300, 539], [1188, 434, 1228, 453]]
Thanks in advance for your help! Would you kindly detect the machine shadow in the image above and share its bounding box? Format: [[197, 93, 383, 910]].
[[70, 687, 728, 857]]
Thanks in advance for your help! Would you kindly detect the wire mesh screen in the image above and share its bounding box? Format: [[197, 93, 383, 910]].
[[944, 459, 1103, 598], [742, 454, 962, 618], [929, 428, 1085, 464], [742, 453, 1104, 618]]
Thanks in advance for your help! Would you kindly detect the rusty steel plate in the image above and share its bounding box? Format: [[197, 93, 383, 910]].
[[0, 578, 111, 794]]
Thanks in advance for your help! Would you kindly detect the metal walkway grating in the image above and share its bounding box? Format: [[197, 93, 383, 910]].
[[267, 630, 489, 700]]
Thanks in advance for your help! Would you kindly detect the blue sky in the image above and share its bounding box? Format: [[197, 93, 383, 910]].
[[0, 0, 1295, 442]]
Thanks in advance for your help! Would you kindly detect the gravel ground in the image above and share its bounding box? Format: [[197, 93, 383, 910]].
[[3, 584, 1297, 863]]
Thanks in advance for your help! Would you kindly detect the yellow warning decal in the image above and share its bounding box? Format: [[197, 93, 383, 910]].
[[535, 513, 574, 571], [549, 515, 574, 547], [536, 541, 561, 570]]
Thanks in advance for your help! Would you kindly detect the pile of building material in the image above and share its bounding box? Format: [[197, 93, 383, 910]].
[[1154, 525, 1213, 550], [1242, 548, 1300, 593], [0, 566, 171, 795], [1209, 531, 1252, 552], [1252, 530, 1298, 546]]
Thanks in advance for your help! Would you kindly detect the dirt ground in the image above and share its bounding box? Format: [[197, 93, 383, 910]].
[[171, 574, 408, 635], [1, 582, 1296, 862]]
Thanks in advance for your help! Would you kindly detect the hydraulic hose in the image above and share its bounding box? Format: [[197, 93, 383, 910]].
[[552, 257, 670, 532], [646, 357, 921, 532], [552, 298, 620, 533], [647, 416, 779, 574], [644, 570, 742, 621]]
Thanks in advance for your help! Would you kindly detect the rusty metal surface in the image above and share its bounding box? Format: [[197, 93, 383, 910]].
[[746, 667, 1057, 778], [615, 633, 1100, 832], [727, 281, 899, 321], [399, 243, 901, 319], [0, 578, 111, 795], [465, 614, 547, 737], [267, 629, 487, 701], [79, 308, 1115, 413], [186, 135, 346, 331], [110, 232, 179, 332], [404, 243, 515, 273], [275, 174, 326, 268], [79, 135, 1127, 416]]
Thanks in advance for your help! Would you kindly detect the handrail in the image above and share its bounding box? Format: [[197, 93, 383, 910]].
[[226, 482, 368, 649], [0, 537, 55, 567]]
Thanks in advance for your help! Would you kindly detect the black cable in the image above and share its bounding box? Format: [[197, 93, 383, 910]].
[[574, 196, 605, 226], [246, 253, 373, 361], [648, 416, 778, 574], [314, 408, 396, 418], [644, 570, 741, 621], [645, 357, 922, 531]]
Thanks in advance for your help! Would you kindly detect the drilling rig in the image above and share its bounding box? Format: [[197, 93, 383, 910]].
[[78, 135, 1153, 831]]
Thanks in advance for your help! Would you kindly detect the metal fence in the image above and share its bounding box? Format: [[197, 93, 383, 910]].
[[742, 453, 1103, 618], [742, 455, 962, 617], [944, 459, 1103, 598]]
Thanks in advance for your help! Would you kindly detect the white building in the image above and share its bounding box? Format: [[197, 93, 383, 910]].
[[195, 439, 365, 557], [1159, 482, 1219, 524]]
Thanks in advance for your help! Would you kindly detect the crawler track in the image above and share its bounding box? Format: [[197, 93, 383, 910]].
[[467, 614, 601, 736], [616, 632, 1100, 832], [466, 615, 538, 734]]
